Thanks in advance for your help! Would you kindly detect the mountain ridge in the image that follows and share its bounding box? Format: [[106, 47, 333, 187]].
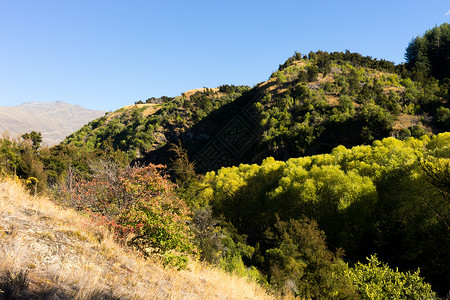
[[0, 101, 106, 146]]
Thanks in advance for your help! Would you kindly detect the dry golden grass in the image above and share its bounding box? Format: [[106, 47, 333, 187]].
[[0, 177, 275, 299], [382, 85, 405, 94], [121, 103, 161, 118], [325, 95, 340, 106], [183, 88, 219, 100], [392, 114, 422, 131]]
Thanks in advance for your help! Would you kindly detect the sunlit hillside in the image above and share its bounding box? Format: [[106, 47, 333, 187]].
[[0, 178, 274, 299], [0, 22, 448, 299]]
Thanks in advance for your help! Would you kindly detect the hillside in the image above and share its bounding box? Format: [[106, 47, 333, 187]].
[[0, 101, 106, 146], [0, 177, 273, 299], [62, 86, 250, 161], [1, 24, 448, 299], [63, 51, 449, 172]]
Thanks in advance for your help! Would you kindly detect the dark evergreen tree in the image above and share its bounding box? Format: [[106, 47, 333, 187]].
[[405, 23, 450, 81]]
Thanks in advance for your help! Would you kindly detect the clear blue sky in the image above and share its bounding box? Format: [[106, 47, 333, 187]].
[[0, 0, 449, 111]]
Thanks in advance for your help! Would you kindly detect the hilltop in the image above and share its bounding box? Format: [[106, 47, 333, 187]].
[[0, 101, 106, 146], [0, 177, 273, 299]]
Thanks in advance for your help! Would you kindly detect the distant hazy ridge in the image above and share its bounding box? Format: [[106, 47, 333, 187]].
[[0, 101, 106, 145]]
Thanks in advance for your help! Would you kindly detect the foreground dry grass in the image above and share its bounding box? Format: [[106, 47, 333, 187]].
[[0, 178, 275, 299]]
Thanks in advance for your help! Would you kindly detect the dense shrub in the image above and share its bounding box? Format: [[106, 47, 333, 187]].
[[436, 106, 450, 130], [346, 255, 436, 299]]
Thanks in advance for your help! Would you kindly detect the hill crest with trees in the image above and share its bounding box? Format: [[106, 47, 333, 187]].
[[64, 42, 449, 173]]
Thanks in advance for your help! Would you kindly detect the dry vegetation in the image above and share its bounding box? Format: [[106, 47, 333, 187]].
[[121, 103, 160, 118], [0, 177, 275, 299], [392, 113, 422, 131], [182, 88, 219, 100]]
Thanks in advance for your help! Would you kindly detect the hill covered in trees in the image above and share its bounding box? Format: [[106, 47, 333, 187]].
[[63, 30, 449, 173], [62, 86, 250, 160]]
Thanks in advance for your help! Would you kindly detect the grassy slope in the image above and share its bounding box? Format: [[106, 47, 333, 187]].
[[0, 178, 274, 299]]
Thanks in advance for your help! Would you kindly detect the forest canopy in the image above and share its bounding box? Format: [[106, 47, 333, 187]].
[[186, 133, 449, 296]]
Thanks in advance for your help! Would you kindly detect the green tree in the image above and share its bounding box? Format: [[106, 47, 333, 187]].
[[21, 131, 42, 150], [405, 23, 450, 80], [436, 106, 450, 130], [410, 124, 427, 138], [307, 65, 319, 82], [346, 255, 436, 300], [265, 218, 358, 299], [360, 103, 393, 143]]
